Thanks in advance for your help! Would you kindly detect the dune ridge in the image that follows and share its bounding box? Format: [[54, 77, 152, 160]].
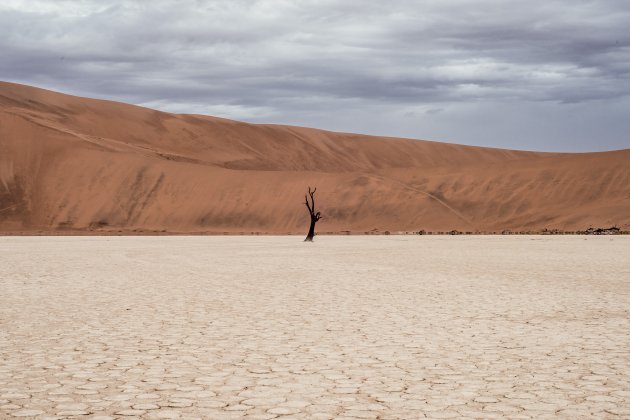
[[1, 81, 629, 234]]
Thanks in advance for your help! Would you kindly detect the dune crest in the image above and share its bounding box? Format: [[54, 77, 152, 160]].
[[1, 81, 628, 234]]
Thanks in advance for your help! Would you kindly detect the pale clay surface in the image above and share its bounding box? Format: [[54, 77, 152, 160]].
[[1, 236, 629, 419]]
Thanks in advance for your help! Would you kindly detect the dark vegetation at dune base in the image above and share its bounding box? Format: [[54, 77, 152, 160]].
[[1, 226, 628, 236]]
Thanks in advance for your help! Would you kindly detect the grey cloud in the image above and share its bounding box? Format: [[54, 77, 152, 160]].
[[1, 0, 629, 151]]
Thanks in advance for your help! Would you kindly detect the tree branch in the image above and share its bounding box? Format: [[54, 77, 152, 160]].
[[305, 194, 312, 213], [308, 187, 316, 213]]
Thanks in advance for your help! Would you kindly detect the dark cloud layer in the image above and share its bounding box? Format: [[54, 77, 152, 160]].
[[2, 0, 629, 151]]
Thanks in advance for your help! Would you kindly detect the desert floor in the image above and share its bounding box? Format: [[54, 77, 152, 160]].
[[1, 236, 629, 419]]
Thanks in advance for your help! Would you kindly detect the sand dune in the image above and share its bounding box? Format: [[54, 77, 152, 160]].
[[1, 81, 628, 234]]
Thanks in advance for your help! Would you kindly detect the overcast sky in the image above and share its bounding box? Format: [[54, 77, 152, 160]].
[[2, 0, 629, 151]]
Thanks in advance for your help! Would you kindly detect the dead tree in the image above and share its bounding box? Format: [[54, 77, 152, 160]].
[[304, 187, 322, 242]]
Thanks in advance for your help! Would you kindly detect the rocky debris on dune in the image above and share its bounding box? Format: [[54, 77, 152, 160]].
[[577, 226, 623, 235], [541, 228, 563, 235]]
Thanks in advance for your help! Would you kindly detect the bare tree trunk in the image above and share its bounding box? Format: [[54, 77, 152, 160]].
[[304, 187, 321, 242], [305, 217, 316, 242]]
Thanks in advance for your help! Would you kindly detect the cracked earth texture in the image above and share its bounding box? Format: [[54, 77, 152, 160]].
[[1, 236, 629, 419]]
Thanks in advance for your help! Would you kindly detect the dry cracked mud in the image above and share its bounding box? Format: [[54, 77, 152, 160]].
[[1, 236, 629, 419]]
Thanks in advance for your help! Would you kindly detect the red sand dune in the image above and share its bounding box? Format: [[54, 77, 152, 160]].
[[1, 81, 629, 234]]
